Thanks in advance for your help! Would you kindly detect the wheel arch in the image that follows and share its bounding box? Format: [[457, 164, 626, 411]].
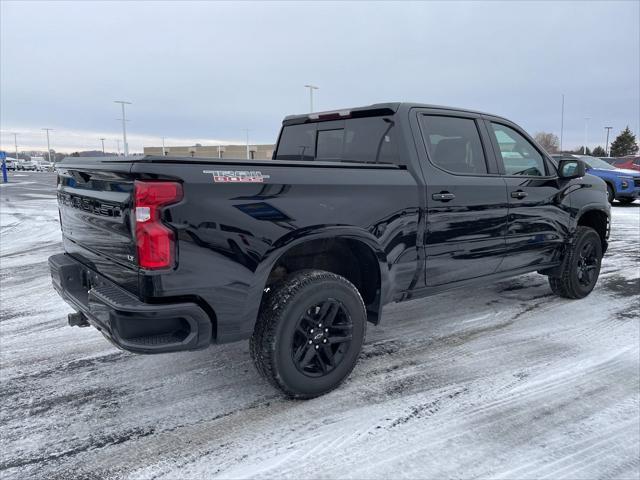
[[241, 227, 390, 336], [575, 206, 610, 253], [603, 179, 616, 189]]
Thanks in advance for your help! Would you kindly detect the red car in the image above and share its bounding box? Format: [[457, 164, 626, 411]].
[[611, 156, 640, 172]]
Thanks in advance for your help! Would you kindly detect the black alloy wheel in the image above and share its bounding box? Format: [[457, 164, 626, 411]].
[[548, 226, 602, 299], [576, 240, 599, 288], [291, 299, 353, 378]]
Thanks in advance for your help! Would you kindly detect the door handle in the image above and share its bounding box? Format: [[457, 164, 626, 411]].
[[510, 190, 528, 199], [432, 192, 456, 202]]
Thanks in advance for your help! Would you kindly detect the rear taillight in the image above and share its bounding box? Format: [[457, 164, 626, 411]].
[[134, 180, 183, 269]]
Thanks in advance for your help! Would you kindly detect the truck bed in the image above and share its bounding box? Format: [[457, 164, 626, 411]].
[[55, 154, 420, 344]]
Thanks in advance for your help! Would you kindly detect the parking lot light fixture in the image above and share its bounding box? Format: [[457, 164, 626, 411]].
[[42, 128, 53, 162], [560, 94, 564, 152], [12, 132, 18, 159], [583, 117, 590, 154], [100, 137, 106, 155], [114, 100, 132, 156], [304, 84, 319, 112], [604, 127, 613, 156]]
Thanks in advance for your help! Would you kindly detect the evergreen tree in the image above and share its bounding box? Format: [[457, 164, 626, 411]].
[[574, 146, 591, 155], [591, 146, 606, 157], [610, 127, 639, 157]]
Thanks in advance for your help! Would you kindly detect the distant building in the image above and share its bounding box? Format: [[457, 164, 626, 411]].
[[143, 144, 275, 160]]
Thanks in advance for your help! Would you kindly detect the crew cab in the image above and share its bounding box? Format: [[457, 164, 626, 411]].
[[49, 103, 610, 398]]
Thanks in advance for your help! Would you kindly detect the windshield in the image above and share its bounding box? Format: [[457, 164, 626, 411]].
[[581, 156, 615, 170]]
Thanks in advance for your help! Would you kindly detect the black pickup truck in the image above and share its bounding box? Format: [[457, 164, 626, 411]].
[[49, 102, 610, 398]]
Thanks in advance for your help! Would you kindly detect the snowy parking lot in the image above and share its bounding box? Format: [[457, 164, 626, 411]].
[[1, 172, 639, 479]]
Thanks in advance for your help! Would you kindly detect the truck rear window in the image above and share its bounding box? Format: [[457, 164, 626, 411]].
[[275, 117, 398, 164], [275, 124, 317, 161]]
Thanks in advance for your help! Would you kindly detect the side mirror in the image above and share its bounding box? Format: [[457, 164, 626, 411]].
[[558, 159, 586, 179]]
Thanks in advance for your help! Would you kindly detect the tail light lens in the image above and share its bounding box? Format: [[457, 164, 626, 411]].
[[134, 180, 183, 269]]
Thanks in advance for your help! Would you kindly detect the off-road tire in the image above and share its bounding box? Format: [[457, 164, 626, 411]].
[[548, 226, 602, 299], [250, 269, 366, 399]]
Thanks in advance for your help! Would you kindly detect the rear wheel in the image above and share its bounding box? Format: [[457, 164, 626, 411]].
[[250, 270, 366, 399], [606, 184, 615, 204], [549, 226, 602, 299]]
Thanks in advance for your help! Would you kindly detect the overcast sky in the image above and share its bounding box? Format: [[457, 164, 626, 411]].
[[1, 0, 638, 153]]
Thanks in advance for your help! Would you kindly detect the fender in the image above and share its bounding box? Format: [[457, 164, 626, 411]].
[[602, 179, 615, 196], [574, 203, 611, 240], [573, 203, 611, 221], [235, 225, 391, 339]]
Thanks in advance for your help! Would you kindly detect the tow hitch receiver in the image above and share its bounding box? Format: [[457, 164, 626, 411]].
[[68, 312, 89, 328]]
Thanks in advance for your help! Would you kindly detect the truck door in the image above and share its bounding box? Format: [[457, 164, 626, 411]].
[[483, 119, 569, 271], [413, 110, 509, 286]]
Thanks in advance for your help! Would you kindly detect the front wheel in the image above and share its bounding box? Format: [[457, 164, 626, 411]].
[[250, 270, 366, 399], [549, 226, 603, 299], [606, 184, 615, 204]]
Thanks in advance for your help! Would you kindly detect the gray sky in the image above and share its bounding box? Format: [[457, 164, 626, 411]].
[[1, 0, 638, 153]]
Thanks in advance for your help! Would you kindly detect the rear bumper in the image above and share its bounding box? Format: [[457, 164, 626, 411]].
[[49, 253, 212, 354]]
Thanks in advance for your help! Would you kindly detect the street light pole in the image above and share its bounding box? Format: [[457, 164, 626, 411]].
[[304, 84, 319, 112], [116, 139, 121, 156], [560, 94, 565, 152], [244, 129, 250, 159], [100, 137, 106, 155], [12, 132, 18, 159], [604, 126, 613, 156], [583, 117, 590, 154], [42, 128, 53, 162], [114, 100, 132, 156], [161, 137, 166, 156]]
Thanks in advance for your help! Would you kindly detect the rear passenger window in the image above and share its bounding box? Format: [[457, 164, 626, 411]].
[[490, 123, 546, 176], [419, 115, 488, 174], [274, 124, 316, 160]]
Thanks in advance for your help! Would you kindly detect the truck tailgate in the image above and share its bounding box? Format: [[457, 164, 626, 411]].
[[56, 162, 139, 294]]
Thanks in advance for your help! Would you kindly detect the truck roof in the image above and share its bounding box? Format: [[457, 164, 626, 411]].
[[282, 102, 504, 125]]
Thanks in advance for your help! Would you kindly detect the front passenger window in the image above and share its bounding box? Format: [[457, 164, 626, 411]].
[[490, 123, 546, 176]]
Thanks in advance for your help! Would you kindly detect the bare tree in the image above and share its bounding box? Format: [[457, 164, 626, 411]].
[[534, 132, 560, 153]]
